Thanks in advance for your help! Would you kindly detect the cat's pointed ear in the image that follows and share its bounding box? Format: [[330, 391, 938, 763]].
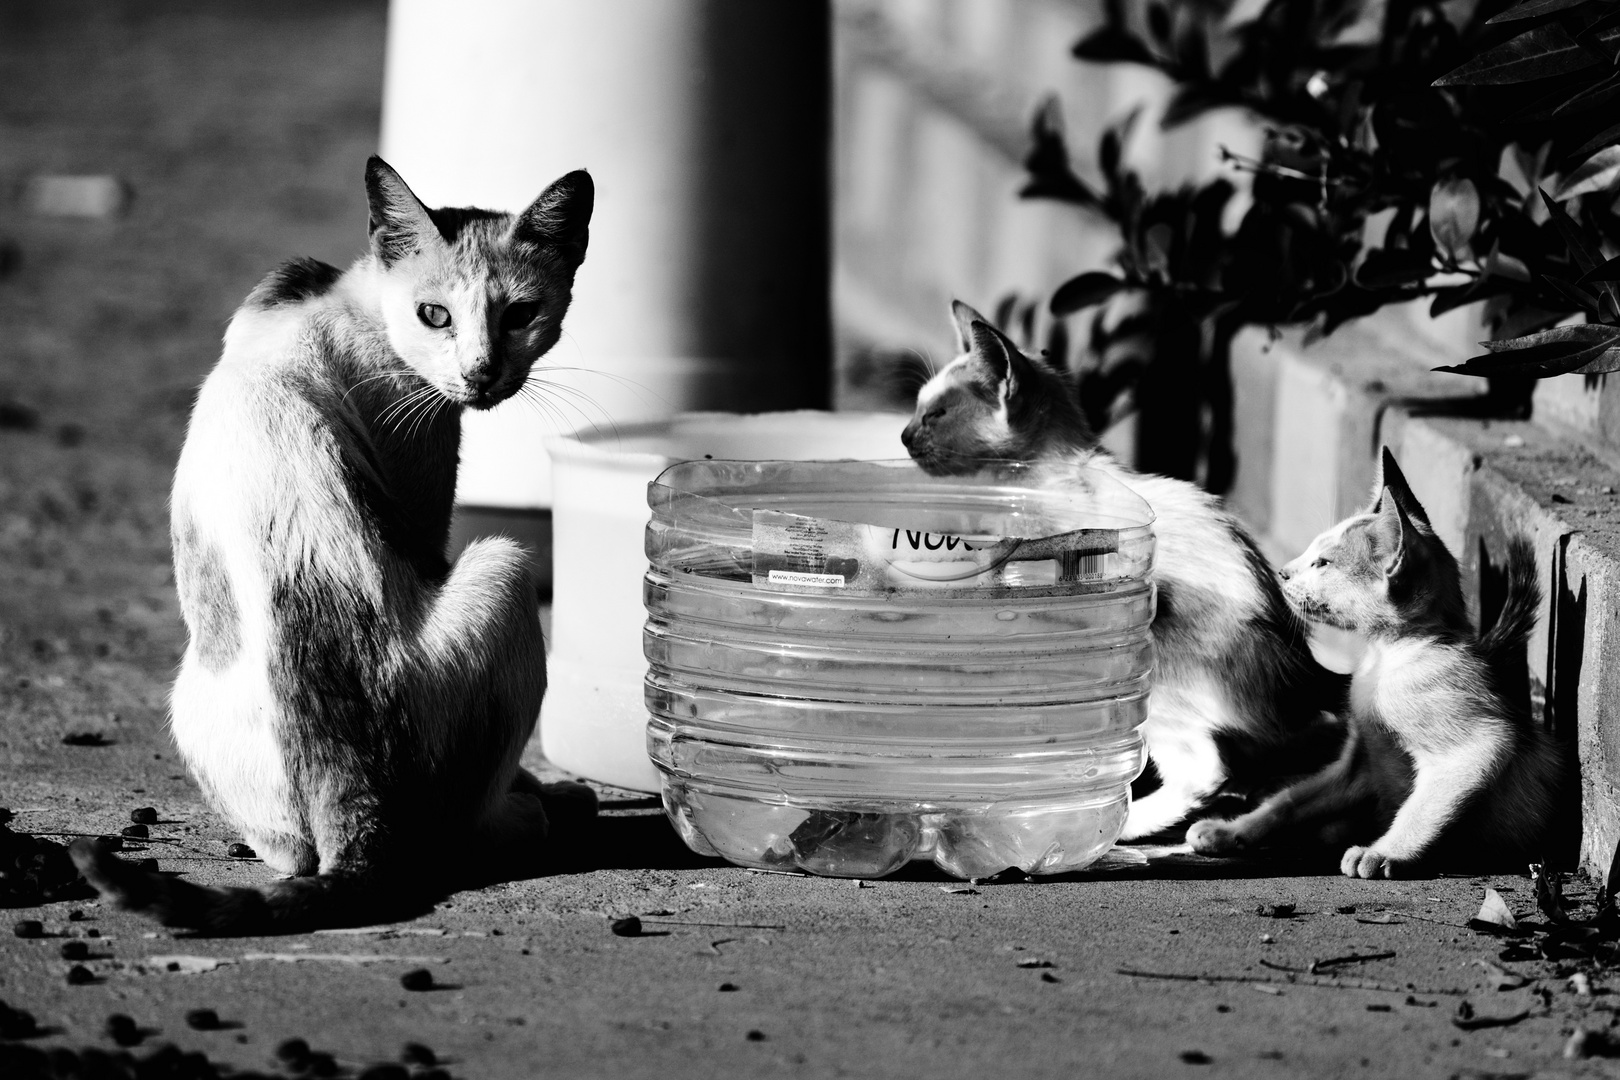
[[1375, 447, 1434, 530], [511, 170, 594, 263], [1373, 482, 1416, 578], [365, 157, 440, 266], [968, 320, 1036, 400], [951, 300, 991, 354]]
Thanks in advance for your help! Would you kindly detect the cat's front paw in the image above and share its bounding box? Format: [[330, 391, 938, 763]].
[[1340, 845, 1409, 879], [1187, 818, 1248, 855]]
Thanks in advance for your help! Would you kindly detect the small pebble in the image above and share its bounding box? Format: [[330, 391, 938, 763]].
[[745, 1030, 766, 1042], [105, 1014, 140, 1047], [13, 919, 44, 939], [275, 1037, 311, 1064], [86, 928, 100, 938], [95, 835, 123, 852], [610, 916, 643, 937], [185, 1008, 220, 1031], [227, 843, 256, 859], [400, 968, 434, 991], [1365, 1003, 1391, 1012], [130, 807, 158, 825], [136, 858, 159, 872], [718, 982, 739, 992], [401, 1042, 437, 1066], [1179, 1050, 1212, 1064], [0, 1004, 39, 1039], [68, 909, 87, 922], [308, 1050, 339, 1076], [66, 964, 96, 985], [60, 941, 89, 960], [121, 824, 149, 839]]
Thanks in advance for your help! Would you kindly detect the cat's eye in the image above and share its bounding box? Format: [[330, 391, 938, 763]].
[[416, 303, 451, 329], [500, 301, 540, 333], [923, 406, 946, 424]]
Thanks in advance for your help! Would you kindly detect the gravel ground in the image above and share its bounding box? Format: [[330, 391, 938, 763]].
[[2, 4, 1618, 1078]]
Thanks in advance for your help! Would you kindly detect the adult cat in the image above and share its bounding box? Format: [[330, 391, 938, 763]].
[[73, 157, 596, 931], [902, 303, 1343, 840]]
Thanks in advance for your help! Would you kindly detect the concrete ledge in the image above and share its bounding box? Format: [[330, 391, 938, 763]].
[[1232, 321, 1620, 874]]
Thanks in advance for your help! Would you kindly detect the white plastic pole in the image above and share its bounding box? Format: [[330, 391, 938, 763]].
[[380, 0, 832, 510]]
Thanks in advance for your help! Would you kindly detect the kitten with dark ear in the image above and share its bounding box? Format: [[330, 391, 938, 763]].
[[905, 301, 1345, 841], [71, 157, 598, 932], [1188, 448, 1565, 876]]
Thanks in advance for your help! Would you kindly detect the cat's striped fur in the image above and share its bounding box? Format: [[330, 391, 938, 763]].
[[902, 302, 1344, 841], [72, 158, 597, 931]]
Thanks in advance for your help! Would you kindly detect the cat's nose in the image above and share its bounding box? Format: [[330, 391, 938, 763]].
[[1277, 563, 1295, 581], [900, 422, 917, 449], [466, 367, 498, 392]]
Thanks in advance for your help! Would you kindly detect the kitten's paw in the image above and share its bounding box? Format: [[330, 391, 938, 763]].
[[1186, 818, 1248, 855], [1340, 845, 1408, 879]]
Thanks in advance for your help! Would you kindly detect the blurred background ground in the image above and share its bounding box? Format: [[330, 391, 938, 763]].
[[0, 3, 1615, 1078]]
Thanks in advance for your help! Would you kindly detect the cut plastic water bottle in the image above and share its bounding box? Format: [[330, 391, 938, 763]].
[[643, 458, 1155, 880]]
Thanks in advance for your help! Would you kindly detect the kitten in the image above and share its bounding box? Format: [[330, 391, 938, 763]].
[[1187, 449, 1564, 876], [71, 157, 597, 931], [903, 302, 1344, 841]]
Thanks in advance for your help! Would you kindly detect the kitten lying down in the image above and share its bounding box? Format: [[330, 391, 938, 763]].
[[1189, 449, 1565, 876], [904, 303, 1345, 841], [72, 159, 599, 931]]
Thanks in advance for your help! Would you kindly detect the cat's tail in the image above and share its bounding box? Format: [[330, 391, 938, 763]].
[[1479, 538, 1541, 666], [69, 841, 403, 935]]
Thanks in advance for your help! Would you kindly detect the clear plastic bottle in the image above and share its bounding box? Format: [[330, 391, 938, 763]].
[[643, 458, 1155, 879]]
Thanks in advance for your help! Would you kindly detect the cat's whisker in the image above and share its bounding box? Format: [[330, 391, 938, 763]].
[[524, 379, 621, 441], [531, 383, 620, 442]]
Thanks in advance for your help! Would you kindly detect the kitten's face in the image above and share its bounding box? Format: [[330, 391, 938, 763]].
[[903, 354, 1013, 475], [1278, 512, 1400, 632], [902, 302, 1087, 475], [365, 159, 593, 410], [1279, 449, 1458, 636]]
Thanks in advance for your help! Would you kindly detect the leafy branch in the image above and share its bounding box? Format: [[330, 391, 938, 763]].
[[1027, 0, 1620, 393]]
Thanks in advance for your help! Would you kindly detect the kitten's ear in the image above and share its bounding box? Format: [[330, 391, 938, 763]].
[[1374, 447, 1434, 530], [951, 300, 991, 354], [365, 157, 440, 266], [968, 320, 1035, 400], [1373, 484, 1416, 579], [511, 170, 594, 263]]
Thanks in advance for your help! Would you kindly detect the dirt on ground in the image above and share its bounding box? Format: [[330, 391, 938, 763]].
[[3, 3, 1620, 1079]]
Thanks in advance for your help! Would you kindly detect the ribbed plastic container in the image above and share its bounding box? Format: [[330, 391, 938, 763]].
[[643, 458, 1156, 879]]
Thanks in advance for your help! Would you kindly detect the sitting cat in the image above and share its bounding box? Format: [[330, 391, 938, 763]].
[[902, 302, 1344, 840], [71, 157, 598, 931], [1187, 449, 1564, 876]]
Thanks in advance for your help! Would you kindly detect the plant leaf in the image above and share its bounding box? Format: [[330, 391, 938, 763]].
[[1583, 254, 1620, 283], [1431, 281, 1486, 318], [1050, 272, 1126, 316], [1434, 23, 1601, 85], [1439, 324, 1620, 377], [1354, 247, 1433, 289], [1487, 0, 1597, 24], [1474, 887, 1520, 930], [1555, 146, 1620, 200], [1567, 119, 1620, 165], [1542, 187, 1604, 275], [1430, 178, 1481, 262], [1072, 26, 1157, 66]]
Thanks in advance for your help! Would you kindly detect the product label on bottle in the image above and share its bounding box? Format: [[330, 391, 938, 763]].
[[750, 509, 1118, 592]]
